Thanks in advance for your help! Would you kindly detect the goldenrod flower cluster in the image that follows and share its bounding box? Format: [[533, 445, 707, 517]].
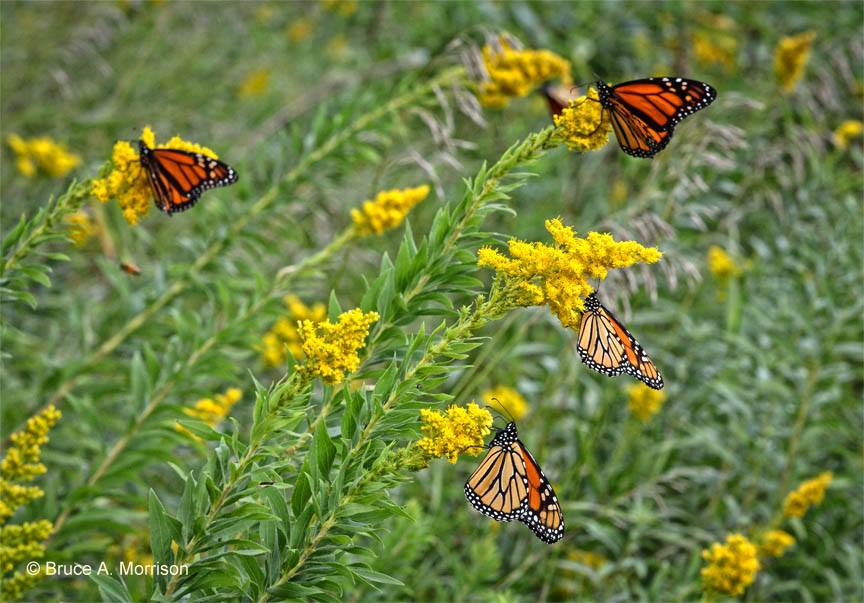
[[238, 69, 271, 98], [692, 16, 738, 71], [0, 520, 53, 573], [417, 403, 493, 464], [65, 211, 96, 247], [298, 308, 379, 384], [759, 529, 795, 558], [478, 39, 571, 108], [478, 219, 662, 328], [626, 383, 666, 422], [707, 245, 742, 279], [175, 388, 242, 439], [351, 185, 430, 236], [774, 31, 816, 92], [553, 87, 612, 152], [700, 533, 761, 596], [833, 119, 864, 150], [287, 17, 314, 42], [6, 134, 81, 178], [321, 0, 357, 17], [480, 385, 528, 421], [91, 126, 219, 225], [0, 406, 60, 601], [261, 295, 327, 367], [782, 471, 832, 518]]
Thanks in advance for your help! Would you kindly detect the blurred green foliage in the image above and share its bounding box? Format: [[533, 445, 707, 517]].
[[2, 1, 862, 601]]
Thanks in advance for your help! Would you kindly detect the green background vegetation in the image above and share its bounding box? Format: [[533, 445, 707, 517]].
[[2, 1, 862, 601]]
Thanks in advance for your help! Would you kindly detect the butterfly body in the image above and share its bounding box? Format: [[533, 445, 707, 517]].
[[138, 140, 238, 215], [464, 422, 564, 544], [577, 293, 664, 389]]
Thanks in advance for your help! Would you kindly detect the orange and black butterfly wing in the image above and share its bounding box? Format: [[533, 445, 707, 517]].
[[139, 141, 238, 215], [514, 440, 564, 543], [611, 77, 716, 130], [598, 77, 715, 158], [577, 293, 664, 390], [464, 423, 529, 523], [607, 102, 674, 158]]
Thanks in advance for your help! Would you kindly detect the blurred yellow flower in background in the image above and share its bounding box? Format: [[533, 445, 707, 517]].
[[481, 385, 528, 420], [175, 387, 242, 439], [6, 134, 81, 178], [567, 549, 607, 570], [478, 219, 662, 328], [692, 14, 738, 72], [352, 185, 430, 236], [65, 211, 96, 247], [701, 533, 761, 596], [774, 31, 816, 92], [783, 471, 832, 518], [321, 0, 357, 17], [287, 17, 313, 42], [91, 126, 218, 225], [238, 69, 271, 98], [553, 87, 611, 152], [759, 529, 795, 558], [626, 383, 666, 422], [707, 245, 742, 279], [261, 295, 328, 366], [298, 308, 379, 384], [325, 34, 349, 59], [833, 119, 864, 149], [417, 403, 493, 463], [478, 38, 571, 108]]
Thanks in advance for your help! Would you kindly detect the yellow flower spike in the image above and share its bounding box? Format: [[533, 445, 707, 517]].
[[759, 529, 795, 558], [260, 296, 327, 366], [692, 29, 738, 72], [626, 383, 666, 422], [6, 134, 81, 179], [479, 219, 661, 329], [481, 386, 529, 421], [91, 126, 218, 225], [553, 87, 611, 152], [351, 185, 430, 236], [0, 407, 59, 600], [175, 387, 242, 439], [783, 471, 832, 518], [833, 119, 864, 150], [298, 308, 379, 385], [478, 38, 572, 108], [774, 31, 816, 92], [701, 533, 761, 596], [417, 403, 493, 463]]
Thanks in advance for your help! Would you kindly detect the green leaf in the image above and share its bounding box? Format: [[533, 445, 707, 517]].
[[315, 419, 337, 477], [90, 574, 133, 603], [291, 472, 312, 517], [148, 489, 172, 564]]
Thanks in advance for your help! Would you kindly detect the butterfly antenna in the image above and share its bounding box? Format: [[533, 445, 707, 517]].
[[486, 397, 516, 424]]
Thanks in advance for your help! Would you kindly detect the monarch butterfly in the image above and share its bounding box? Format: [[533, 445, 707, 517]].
[[577, 292, 664, 390], [541, 77, 716, 158], [138, 140, 238, 215], [464, 421, 564, 543]]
